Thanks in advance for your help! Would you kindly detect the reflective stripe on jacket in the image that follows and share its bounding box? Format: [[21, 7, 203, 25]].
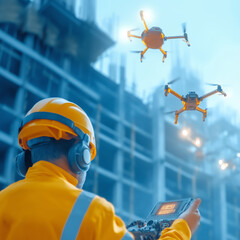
[[61, 191, 133, 240], [0, 160, 190, 240]]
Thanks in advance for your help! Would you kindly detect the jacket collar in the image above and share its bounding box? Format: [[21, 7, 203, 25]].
[[25, 161, 78, 187]]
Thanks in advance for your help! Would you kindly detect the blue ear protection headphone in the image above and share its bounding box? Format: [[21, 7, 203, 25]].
[[16, 112, 92, 177]]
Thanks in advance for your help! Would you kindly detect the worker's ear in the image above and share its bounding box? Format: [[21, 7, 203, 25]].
[[16, 150, 32, 177]]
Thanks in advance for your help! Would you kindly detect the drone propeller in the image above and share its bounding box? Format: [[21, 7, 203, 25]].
[[182, 23, 187, 34], [130, 50, 146, 60], [206, 83, 228, 88], [167, 77, 180, 85], [182, 23, 190, 46], [206, 83, 220, 86], [205, 83, 227, 96], [127, 28, 140, 41], [159, 77, 180, 89], [129, 28, 139, 32], [130, 50, 142, 53], [165, 110, 176, 115]]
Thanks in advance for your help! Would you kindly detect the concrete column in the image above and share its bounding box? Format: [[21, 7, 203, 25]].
[[5, 34, 34, 183], [76, 0, 96, 23], [152, 86, 166, 202], [60, 57, 70, 98], [115, 54, 126, 211], [213, 179, 227, 240]]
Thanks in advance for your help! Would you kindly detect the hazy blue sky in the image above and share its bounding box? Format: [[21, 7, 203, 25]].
[[95, 0, 240, 121]]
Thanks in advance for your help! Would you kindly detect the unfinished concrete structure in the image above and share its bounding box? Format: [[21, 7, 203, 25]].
[[0, 1, 240, 239]]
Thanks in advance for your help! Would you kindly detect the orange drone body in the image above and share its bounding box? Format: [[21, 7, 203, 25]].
[[164, 84, 226, 124], [141, 28, 165, 49], [127, 10, 190, 62]]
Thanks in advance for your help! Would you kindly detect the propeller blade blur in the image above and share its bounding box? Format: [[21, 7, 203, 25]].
[[131, 50, 142, 53], [165, 110, 176, 114], [167, 77, 180, 85], [206, 83, 219, 86], [129, 28, 139, 32], [182, 23, 186, 33]]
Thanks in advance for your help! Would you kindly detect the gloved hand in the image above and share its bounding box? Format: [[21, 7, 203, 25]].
[[178, 198, 201, 235], [127, 220, 158, 240], [126, 220, 146, 229]]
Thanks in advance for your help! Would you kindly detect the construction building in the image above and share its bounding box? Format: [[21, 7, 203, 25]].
[[0, 1, 240, 239]]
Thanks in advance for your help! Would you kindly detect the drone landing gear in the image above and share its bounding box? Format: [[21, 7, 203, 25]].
[[175, 114, 179, 124], [175, 108, 185, 124], [162, 54, 167, 63], [160, 48, 167, 63], [140, 47, 148, 62], [196, 107, 207, 121]]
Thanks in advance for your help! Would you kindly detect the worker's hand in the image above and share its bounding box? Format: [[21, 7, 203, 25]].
[[178, 198, 201, 235]]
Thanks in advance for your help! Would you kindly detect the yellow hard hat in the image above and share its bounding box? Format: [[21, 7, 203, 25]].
[[18, 98, 96, 160]]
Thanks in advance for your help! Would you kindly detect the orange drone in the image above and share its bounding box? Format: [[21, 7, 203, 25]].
[[127, 10, 190, 62], [164, 80, 227, 124]]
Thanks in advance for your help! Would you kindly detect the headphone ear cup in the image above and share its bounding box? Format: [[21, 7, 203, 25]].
[[16, 152, 26, 177], [16, 150, 32, 177], [68, 142, 91, 173]]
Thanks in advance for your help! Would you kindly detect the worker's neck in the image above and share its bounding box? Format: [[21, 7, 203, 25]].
[[51, 157, 78, 180]]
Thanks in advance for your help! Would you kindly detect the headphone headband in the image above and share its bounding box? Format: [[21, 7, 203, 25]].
[[19, 112, 85, 140]]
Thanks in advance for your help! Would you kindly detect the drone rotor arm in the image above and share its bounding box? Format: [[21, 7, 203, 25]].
[[205, 84, 227, 97], [168, 88, 184, 101], [127, 33, 141, 39], [165, 36, 185, 40], [220, 90, 227, 97], [174, 107, 185, 124], [165, 35, 190, 46], [199, 90, 219, 101], [140, 10, 148, 31]]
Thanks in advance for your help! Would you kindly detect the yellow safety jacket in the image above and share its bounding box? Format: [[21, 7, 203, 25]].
[[0, 161, 191, 240]]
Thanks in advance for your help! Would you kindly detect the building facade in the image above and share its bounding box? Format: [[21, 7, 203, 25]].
[[0, 1, 240, 239]]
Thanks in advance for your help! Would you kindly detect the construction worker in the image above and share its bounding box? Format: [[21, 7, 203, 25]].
[[0, 98, 201, 240]]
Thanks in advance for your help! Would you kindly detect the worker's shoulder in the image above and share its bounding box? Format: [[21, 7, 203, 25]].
[[86, 191, 115, 216], [0, 180, 24, 195], [0, 180, 25, 205], [93, 195, 114, 210]]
